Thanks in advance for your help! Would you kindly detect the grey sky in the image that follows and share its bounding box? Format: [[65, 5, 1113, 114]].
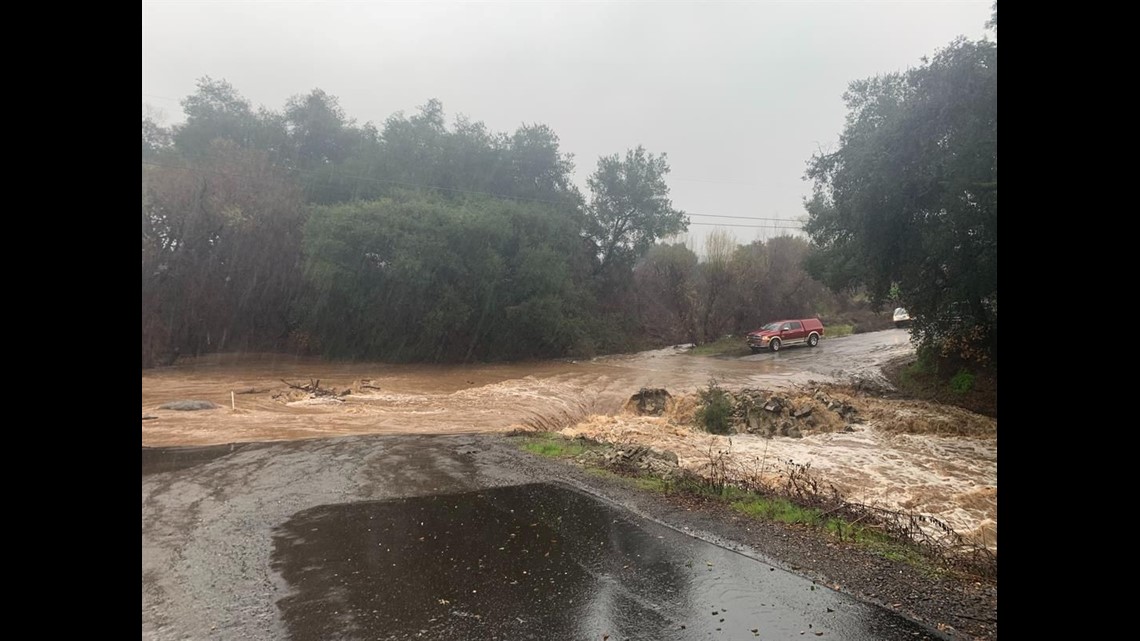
[[142, 1, 994, 248]]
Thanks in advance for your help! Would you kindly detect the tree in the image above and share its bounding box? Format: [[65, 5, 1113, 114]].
[[632, 243, 699, 344], [142, 116, 173, 158], [379, 99, 449, 187], [142, 140, 307, 365], [727, 236, 834, 333], [284, 88, 355, 166], [174, 77, 256, 156], [503, 123, 581, 207], [586, 146, 689, 276], [698, 230, 736, 343], [174, 76, 290, 160], [803, 35, 996, 363], [299, 193, 592, 362]]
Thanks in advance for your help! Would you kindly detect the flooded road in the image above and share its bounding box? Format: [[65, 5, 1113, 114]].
[[142, 330, 996, 548], [142, 436, 949, 641], [141, 331, 913, 446]]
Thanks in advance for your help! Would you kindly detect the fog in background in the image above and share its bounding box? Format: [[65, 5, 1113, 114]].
[[143, 1, 993, 247]]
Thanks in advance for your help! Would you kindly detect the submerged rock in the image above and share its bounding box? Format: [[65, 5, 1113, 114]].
[[158, 400, 219, 411], [630, 388, 672, 416]]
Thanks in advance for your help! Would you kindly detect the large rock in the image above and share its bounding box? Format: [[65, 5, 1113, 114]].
[[630, 388, 672, 415], [604, 445, 680, 476]]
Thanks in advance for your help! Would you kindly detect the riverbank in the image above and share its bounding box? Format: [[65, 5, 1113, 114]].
[[513, 432, 998, 640]]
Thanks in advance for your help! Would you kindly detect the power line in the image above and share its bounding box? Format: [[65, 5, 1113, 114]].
[[688, 222, 802, 229], [686, 212, 801, 222], [142, 93, 183, 104]]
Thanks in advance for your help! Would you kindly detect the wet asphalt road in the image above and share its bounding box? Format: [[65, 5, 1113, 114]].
[[142, 434, 946, 641]]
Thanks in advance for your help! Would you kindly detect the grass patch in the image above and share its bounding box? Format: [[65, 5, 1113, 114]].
[[824, 518, 890, 546], [729, 491, 941, 572], [950, 369, 975, 394], [512, 431, 954, 576], [519, 434, 591, 459], [632, 476, 672, 492], [623, 467, 940, 571], [689, 336, 752, 357], [827, 324, 855, 338], [732, 495, 822, 526]]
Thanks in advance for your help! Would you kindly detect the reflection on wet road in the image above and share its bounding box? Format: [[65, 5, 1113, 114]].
[[142, 435, 952, 641], [272, 483, 937, 641]]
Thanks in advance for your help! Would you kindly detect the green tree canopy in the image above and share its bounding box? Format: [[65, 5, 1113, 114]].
[[284, 88, 357, 167], [299, 193, 593, 362], [586, 146, 689, 276], [804, 36, 996, 363], [142, 140, 307, 365]]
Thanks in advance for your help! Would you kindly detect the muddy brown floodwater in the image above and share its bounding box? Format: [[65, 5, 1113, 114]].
[[142, 329, 996, 548]]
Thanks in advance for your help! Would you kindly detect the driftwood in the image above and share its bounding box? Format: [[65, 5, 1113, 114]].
[[234, 387, 270, 395], [280, 379, 342, 397]]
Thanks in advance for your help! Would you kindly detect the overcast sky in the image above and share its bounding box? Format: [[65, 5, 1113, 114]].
[[142, 0, 994, 248]]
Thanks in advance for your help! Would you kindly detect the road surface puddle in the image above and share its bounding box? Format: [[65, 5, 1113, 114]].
[[271, 483, 936, 640], [141, 443, 250, 476]]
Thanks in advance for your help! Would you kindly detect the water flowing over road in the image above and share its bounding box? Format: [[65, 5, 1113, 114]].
[[143, 331, 997, 640], [143, 330, 995, 544], [142, 330, 913, 445]]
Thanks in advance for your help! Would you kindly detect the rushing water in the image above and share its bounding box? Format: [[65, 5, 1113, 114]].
[[142, 330, 995, 547]]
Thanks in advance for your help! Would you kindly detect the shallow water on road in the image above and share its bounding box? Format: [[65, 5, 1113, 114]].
[[270, 483, 940, 641]]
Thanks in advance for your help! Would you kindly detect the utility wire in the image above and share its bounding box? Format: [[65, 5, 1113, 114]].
[[688, 222, 802, 229], [687, 212, 801, 222], [142, 93, 184, 104]]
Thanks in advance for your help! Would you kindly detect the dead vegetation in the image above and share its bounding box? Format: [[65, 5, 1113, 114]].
[[559, 380, 996, 559], [271, 378, 373, 403], [542, 431, 997, 581]]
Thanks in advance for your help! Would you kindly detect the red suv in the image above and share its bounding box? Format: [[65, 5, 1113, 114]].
[[746, 318, 825, 353]]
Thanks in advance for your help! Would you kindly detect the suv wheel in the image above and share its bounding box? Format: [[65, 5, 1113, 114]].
[[807, 333, 819, 347], [769, 338, 781, 352]]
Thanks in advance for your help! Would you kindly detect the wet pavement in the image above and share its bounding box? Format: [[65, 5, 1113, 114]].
[[142, 442, 254, 476], [272, 483, 935, 641], [142, 435, 949, 641]]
